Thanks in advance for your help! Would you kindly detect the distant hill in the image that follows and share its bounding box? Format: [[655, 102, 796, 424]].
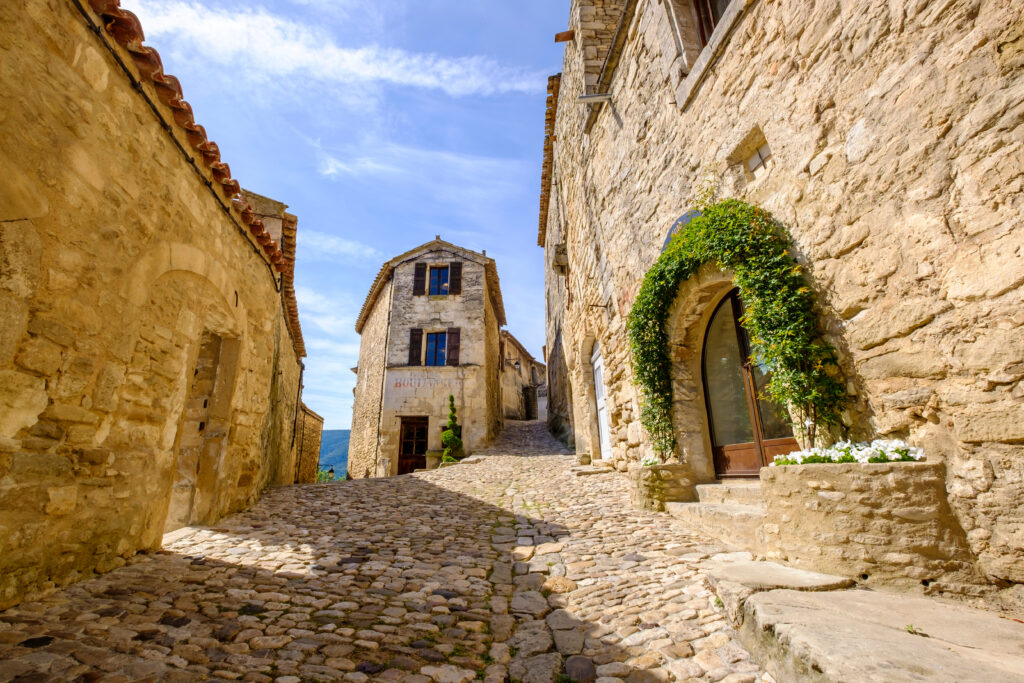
[[319, 429, 350, 475]]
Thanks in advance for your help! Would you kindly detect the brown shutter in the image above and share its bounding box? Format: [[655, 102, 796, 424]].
[[413, 262, 426, 295], [408, 328, 423, 365], [446, 327, 461, 366], [448, 261, 462, 295]]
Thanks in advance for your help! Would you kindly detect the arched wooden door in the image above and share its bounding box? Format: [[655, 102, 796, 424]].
[[702, 290, 799, 477]]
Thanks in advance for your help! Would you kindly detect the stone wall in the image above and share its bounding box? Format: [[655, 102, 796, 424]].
[[760, 462, 981, 590], [294, 404, 324, 484], [500, 332, 545, 420], [543, 0, 1024, 581], [0, 1, 305, 608], [349, 279, 392, 479]]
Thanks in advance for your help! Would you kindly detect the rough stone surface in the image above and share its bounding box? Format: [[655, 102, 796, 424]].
[[0, 0, 308, 609], [543, 0, 1024, 583], [760, 462, 981, 588], [0, 421, 771, 682], [740, 589, 1024, 682], [628, 463, 698, 511]]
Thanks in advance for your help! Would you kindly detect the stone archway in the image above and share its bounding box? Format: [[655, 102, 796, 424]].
[[114, 267, 245, 546], [663, 263, 735, 483]]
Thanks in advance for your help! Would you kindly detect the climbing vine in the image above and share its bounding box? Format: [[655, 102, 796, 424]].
[[627, 198, 847, 457]]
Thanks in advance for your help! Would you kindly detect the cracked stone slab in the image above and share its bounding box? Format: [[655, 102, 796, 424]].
[[741, 589, 1024, 682]]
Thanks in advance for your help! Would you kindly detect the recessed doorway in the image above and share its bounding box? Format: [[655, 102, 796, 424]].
[[591, 342, 613, 461], [398, 416, 429, 474], [702, 289, 798, 476]]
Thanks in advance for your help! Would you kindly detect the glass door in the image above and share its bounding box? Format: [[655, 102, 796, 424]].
[[702, 290, 799, 476]]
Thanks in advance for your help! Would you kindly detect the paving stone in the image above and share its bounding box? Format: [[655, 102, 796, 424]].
[[0, 421, 765, 681]]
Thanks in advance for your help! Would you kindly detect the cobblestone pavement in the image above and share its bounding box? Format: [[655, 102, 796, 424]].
[[0, 421, 767, 682]]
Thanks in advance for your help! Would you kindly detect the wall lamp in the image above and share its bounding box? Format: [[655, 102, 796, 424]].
[[578, 93, 612, 104]]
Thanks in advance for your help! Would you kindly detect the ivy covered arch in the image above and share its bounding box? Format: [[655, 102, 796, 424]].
[[627, 199, 846, 457]]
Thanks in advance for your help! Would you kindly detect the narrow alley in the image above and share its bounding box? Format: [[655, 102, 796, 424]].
[[0, 422, 764, 682]]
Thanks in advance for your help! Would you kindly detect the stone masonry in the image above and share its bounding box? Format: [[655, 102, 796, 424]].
[[0, 1, 313, 609], [0, 422, 771, 683], [350, 240, 507, 478], [540, 0, 1024, 583]]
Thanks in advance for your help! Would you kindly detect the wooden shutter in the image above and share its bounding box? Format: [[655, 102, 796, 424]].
[[448, 262, 462, 295], [446, 327, 461, 366], [408, 328, 423, 365], [413, 263, 426, 295]]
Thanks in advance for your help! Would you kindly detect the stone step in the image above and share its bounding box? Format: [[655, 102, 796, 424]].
[[665, 502, 764, 552], [695, 480, 763, 505]]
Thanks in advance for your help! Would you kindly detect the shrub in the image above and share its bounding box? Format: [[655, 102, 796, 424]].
[[442, 394, 465, 459], [627, 198, 846, 456]]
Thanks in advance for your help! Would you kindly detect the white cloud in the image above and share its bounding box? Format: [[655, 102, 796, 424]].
[[317, 142, 531, 224], [132, 1, 546, 97], [299, 229, 381, 263]]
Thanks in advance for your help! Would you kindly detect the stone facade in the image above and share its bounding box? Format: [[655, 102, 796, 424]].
[[541, 0, 1024, 583], [0, 1, 312, 608], [350, 239, 514, 478], [500, 331, 546, 420], [294, 403, 325, 484]]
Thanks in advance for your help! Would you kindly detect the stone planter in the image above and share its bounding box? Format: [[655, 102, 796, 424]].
[[424, 451, 442, 470], [628, 463, 698, 511], [759, 461, 980, 588]]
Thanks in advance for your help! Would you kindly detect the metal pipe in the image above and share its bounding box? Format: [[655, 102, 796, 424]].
[[578, 93, 613, 104]]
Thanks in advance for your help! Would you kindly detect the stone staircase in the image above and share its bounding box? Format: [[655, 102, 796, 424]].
[[666, 480, 765, 551]]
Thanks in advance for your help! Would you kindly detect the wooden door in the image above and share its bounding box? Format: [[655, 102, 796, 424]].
[[398, 417, 429, 474], [702, 290, 799, 477], [591, 344, 613, 461]]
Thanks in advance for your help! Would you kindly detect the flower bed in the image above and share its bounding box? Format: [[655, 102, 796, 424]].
[[771, 440, 924, 466]]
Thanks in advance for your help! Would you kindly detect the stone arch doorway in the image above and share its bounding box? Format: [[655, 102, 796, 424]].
[[165, 330, 241, 531], [701, 288, 798, 476]]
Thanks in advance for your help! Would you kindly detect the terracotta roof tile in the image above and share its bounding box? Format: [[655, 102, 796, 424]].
[[86, 0, 286, 270], [538, 74, 561, 247]]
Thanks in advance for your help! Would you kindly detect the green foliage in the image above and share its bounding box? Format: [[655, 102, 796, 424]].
[[315, 468, 334, 483], [442, 394, 465, 459], [627, 198, 846, 456]]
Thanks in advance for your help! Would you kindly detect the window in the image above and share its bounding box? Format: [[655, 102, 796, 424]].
[[694, 0, 732, 46], [429, 266, 449, 295], [413, 261, 462, 295], [425, 332, 447, 366], [746, 143, 773, 180]]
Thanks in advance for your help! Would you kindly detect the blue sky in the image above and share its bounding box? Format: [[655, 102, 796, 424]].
[[130, 0, 568, 429]]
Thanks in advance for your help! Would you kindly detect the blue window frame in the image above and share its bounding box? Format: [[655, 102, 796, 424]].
[[425, 332, 447, 366], [429, 266, 450, 295]]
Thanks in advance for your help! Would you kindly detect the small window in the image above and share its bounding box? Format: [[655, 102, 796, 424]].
[[746, 143, 773, 180], [694, 0, 732, 47], [429, 266, 450, 295], [425, 332, 447, 366]]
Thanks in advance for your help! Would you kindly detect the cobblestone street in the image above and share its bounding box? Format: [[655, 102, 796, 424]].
[[0, 422, 766, 682]]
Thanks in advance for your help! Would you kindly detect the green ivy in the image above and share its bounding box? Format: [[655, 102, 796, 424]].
[[626, 198, 846, 456]]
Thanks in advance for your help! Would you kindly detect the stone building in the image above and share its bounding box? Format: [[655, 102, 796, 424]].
[[0, 0, 319, 608], [540, 0, 1023, 586], [294, 404, 326, 484], [350, 238, 522, 478], [500, 331, 547, 421]]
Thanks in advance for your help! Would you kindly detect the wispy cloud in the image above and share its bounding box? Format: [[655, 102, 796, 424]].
[[299, 229, 382, 264], [317, 142, 531, 224], [132, 1, 546, 96], [295, 285, 363, 337]]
